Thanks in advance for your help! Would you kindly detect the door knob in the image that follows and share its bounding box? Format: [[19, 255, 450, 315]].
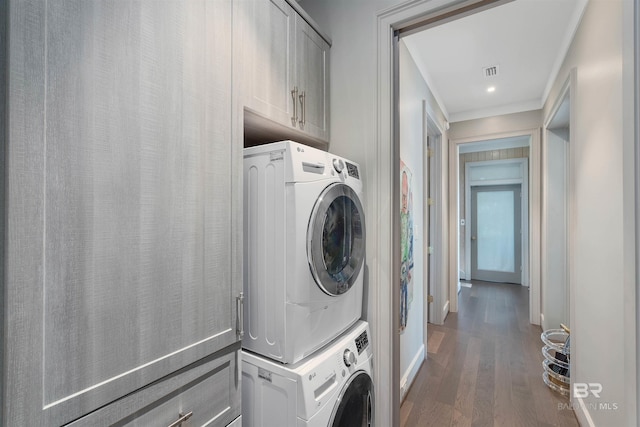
[[471, 236, 477, 241]]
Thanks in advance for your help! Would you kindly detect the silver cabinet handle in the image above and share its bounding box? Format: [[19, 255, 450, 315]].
[[167, 412, 193, 427], [237, 292, 244, 339], [291, 87, 298, 126], [298, 91, 306, 129]]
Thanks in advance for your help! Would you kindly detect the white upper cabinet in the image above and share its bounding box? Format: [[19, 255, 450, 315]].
[[241, 0, 330, 143], [295, 14, 330, 141]]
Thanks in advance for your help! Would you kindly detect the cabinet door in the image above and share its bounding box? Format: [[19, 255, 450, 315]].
[[5, 0, 241, 425], [295, 14, 330, 141], [243, 0, 297, 128]]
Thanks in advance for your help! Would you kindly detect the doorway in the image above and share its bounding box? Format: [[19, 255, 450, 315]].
[[458, 141, 532, 293], [542, 72, 574, 331], [377, 1, 548, 425], [451, 132, 540, 321], [471, 184, 522, 283]]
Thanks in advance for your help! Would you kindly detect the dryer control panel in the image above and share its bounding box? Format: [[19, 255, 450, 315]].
[[355, 330, 369, 354]]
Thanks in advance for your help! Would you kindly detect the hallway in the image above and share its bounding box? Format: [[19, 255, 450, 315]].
[[400, 281, 578, 427]]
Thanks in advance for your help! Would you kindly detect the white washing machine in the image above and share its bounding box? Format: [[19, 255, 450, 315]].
[[243, 141, 366, 364], [242, 320, 374, 427]]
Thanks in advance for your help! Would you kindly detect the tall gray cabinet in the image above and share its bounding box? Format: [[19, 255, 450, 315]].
[[2, 0, 242, 425]]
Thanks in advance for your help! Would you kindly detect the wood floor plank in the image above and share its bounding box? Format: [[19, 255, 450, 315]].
[[493, 337, 515, 427], [427, 330, 445, 354], [449, 408, 471, 427], [402, 357, 448, 427], [436, 334, 470, 406], [416, 400, 453, 427], [471, 339, 495, 426], [400, 280, 579, 427], [452, 336, 481, 421], [400, 399, 413, 427]]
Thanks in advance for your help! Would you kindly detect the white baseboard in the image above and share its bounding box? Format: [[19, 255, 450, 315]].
[[400, 344, 425, 401], [540, 313, 546, 331], [442, 300, 450, 322]]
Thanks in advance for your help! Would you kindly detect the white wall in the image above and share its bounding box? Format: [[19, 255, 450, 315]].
[[398, 40, 442, 401], [542, 0, 636, 425], [449, 110, 542, 140], [398, 41, 425, 401]]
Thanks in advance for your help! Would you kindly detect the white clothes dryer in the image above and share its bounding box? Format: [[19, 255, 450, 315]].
[[243, 141, 366, 364], [242, 320, 374, 427]]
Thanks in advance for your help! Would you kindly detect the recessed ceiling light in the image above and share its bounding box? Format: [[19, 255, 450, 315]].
[[487, 86, 496, 93]]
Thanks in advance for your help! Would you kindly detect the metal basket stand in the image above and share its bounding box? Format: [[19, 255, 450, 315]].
[[541, 324, 570, 396]]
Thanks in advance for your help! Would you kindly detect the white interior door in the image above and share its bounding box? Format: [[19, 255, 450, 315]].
[[471, 184, 522, 284]]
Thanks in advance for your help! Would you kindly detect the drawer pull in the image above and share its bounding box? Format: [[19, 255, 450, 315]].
[[167, 411, 193, 427]]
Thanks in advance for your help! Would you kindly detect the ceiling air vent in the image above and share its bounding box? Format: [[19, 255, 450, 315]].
[[483, 65, 499, 78]]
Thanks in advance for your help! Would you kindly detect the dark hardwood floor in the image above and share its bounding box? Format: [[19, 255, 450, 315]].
[[400, 280, 578, 427]]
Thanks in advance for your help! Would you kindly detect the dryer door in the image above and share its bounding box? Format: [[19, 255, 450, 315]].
[[308, 183, 366, 296], [329, 371, 374, 427]]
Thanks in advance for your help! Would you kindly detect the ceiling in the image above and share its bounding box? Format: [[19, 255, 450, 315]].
[[403, 0, 587, 123]]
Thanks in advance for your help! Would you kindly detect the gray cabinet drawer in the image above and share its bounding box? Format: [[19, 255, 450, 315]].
[[68, 347, 241, 427]]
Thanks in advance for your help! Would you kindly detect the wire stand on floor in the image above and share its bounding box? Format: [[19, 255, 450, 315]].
[[541, 324, 570, 396]]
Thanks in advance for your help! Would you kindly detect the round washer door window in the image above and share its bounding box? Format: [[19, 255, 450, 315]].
[[329, 371, 374, 427], [308, 183, 365, 296]]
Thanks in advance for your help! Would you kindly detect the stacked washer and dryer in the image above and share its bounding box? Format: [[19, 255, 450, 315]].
[[242, 141, 374, 427]]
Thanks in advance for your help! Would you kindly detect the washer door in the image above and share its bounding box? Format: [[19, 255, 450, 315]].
[[329, 371, 374, 427], [308, 183, 366, 296]]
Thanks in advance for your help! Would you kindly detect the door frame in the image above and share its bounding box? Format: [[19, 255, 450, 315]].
[[542, 72, 574, 332], [376, 2, 528, 426], [465, 158, 529, 285], [449, 129, 541, 323], [424, 105, 446, 326]]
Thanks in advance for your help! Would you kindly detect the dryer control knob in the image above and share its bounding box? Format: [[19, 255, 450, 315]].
[[343, 349, 356, 367], [333, 158, 345, 173]]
